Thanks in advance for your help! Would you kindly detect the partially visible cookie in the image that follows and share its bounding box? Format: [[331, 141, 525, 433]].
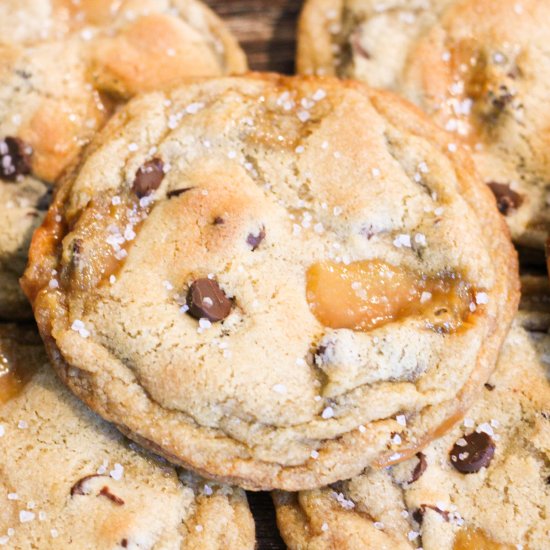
[[22, 74, 518, 490], [0, 0, 247, 319], [274, 283, 550, 549], [298, 0, 550, 250], [0, 324, 256, 549]]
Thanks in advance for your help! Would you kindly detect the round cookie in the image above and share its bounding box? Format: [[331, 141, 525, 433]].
[[0, 324, 256, 549], [298, 0, 550, 250], [0, 0, 247, 319], [22, 74, 519, 490], [273, 294, 550, 550]]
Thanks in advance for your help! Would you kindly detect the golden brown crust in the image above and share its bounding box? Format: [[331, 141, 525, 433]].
[[23, 74, 518, 491]]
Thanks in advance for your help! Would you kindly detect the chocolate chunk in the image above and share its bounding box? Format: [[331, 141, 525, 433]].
[[409, 452, 427, 483], [186, 278, 232, 322], [450, 431, 495, 473], [121, 540, 128, 548], [132, 158, 164, 198], [484, 383, 495, 391], [247, 227, 266, 250], [0, 137, 32, 181], [167, 187, 192, 199], [70, 474, 104, 496], [99, 486, 125, 506], [487, 182, 523, 216]]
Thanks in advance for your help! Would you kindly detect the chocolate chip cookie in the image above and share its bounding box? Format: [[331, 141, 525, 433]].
[[22, 74, 518, 490], [0, 324, 255, 549], [273, 283, 550, 549], [298, 0, 550, 250], [0, 0, 247, 318]]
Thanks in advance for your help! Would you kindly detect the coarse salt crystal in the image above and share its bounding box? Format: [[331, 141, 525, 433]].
[[199, 318, 212, 330], [463, 418, 475, 428], [51, 529, 59, 538], [128, 143, 138, 152], [321, 522, 329, 532], [0, 425, 4, 437], [476, 292, 489, 305], [373, 522, 384, 530], [408, 531, 420, 541], [19, 511, 35, 523], [396, 415, 407, 426], [393, 234, 412, 248], [414, 233, 427, 246], [448, 143, 457, 152], [371, 168, 381, 177], [476, 422, 494, 436], [7, 493, 18, 500], [0, 537, 8, 546], [310, 450, 319, 459], [313, 89, 327, 101], [195, 525, 203, 532], [18, 421, 28, 429], [203, 485, 213, 496], [110, 463, 124, 481], [421, 292, 432, 304], [321, 407, 334, 419]]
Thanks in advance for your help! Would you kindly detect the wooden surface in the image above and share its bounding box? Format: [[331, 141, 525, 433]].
[[206, 0, 302, 74], [205, 2, 302, 548]]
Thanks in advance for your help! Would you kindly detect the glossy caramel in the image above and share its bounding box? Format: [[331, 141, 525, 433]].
[[454, 528, 514, 550], [0, 348, 37, 405], [306, 260, 476, 333]]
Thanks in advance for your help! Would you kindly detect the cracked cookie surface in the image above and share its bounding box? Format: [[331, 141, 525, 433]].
[[274, 284, 550, 549], [0, 324, 255, 549], [22, 74, 518, 490], [0, 0, 246, 319], [298, 0, 550, 249]]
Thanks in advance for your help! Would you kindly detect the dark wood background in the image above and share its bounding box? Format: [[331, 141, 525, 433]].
[[205, 1, 303, 548]]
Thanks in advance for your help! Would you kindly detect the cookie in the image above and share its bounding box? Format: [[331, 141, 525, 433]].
[[273, 289, 550, 549], [0, 0, 247, 319], [22, 74, 518, 490], [298, 0, 550, 250], [0, 324, 256, 549]]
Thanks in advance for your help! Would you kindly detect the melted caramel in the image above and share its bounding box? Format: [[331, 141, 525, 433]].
[[306, 260, 476, 333], [454, 528, 514, 550], [0, 349, 37, 405]]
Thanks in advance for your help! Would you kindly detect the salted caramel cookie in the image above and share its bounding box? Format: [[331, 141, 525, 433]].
[[298, 0, 550, 249], [22, 74, 518, 490], [0, 0, 246, 319], [273, 292, 550, 549], [0, 324, 255, 549]]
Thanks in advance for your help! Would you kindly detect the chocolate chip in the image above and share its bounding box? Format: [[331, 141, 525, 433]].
[[99, 486, 125, 506], [167, 187, 193, 199], [247, 227, 266, 250], [186, 278, 232, 322], [0, 137, 32, 181], [487, 182, 523, 216], [70, 474, 104, 496], [484, 383, 495, 391], [409, 452, 427, 483], [121, 539, 128, 548], [450, 431, 495, 473], [132, 158, 164, 198], [213, 216, 225, 225]]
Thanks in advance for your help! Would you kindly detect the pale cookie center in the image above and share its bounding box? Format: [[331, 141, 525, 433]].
[[306, 260, 476, 333]]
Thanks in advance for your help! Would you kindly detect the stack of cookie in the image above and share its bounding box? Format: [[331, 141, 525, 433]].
[[1, 1, 548, 549]]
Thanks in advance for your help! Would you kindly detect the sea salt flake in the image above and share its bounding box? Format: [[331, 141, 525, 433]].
[[110, 463, 124, 481], [321, 522, 329, 532], [7, 493, 18, 500], [475, 292, 489, 305], [199, 318, 212, 330], [393, 234, 412, 248], [19, 511, 35, 523], [476, 422, 494, 436], [396, 415, 407, 426], [310, 450, 319, 459], [421, 291, 432, 304], [463, 418, 475, 428]]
